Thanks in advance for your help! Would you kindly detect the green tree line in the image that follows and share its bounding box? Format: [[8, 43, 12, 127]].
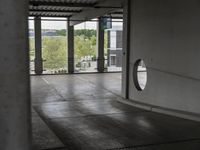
[[30, 29, 108, 71], [56, 29, 97, 38]]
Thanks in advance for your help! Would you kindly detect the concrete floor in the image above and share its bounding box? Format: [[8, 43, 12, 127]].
[[31, 73, 200, 150]]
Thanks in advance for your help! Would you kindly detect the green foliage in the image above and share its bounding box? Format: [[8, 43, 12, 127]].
[[29, 38, 35, 60], [74, 29, 97, 60], [55, 29, 97, 39], [104, 32, 108, 55], [74, 35, 96, 60], [74, 29, 96, 39], [56, 29, 66, 36], [42, 37, 67, 70], [29, 29, 109, 70]]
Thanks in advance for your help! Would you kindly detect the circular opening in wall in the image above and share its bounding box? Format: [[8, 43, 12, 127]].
[[133, 59, 147, 91]]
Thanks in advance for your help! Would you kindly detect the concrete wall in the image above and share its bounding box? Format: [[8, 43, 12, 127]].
[[129, 0, 200, 116], [0, 0, 31, 149]]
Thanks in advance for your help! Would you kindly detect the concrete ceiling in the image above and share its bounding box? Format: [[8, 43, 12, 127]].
[[29, 0, 124, 25]]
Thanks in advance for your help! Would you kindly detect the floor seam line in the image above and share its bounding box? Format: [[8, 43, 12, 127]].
[[41, 77, 68, 101], [33, 107, 67, 149], [75, 75, 123, 98], [32, 98, 114, 105], [34, 110, 150, 120], [106, 138, 200, 150]]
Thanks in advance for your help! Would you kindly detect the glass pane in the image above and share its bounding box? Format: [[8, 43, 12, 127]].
[[137, 60, 147, 90], [41, 19, 68, 74], [29, 20, 35, 75], [74, 21, 97, 73], [133, 59, 147, 91]]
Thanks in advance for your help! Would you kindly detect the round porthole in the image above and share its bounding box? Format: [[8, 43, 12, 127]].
[[133, 59, 147, 91]]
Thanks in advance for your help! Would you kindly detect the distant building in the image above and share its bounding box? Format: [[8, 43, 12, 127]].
[[106, 25, 123, 68]]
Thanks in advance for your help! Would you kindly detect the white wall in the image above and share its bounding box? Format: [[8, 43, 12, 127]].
[[129, 0, 200, 115]]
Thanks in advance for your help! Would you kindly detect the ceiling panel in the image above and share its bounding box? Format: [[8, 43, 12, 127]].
[[29, 0, 123, 19]]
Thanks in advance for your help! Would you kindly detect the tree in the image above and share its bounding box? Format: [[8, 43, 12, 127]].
[[104, 32, 108, 56], [74, 35, 96, 60], [56, 29, 66, 36], [74, 29, 96, 39], [29, 29, 107, 71], [29, 38, 35, 60], [42, 37, 67, 70]]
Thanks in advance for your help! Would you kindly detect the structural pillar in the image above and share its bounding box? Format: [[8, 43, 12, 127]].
[[34, 17, 43, 75], [67, 20, 74, 74], [97, 17, 105, 73], [122, 0, 131, 98], [0, 0, 31, 150]]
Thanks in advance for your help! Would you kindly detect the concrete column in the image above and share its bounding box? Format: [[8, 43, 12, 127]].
[[107, 31, 111, 66], [67, 20, 74, 74], [0, 0, 31, 150], [34, 17, 43, 75], [97, 17, 105, 73], [122, 0, 130, 98]]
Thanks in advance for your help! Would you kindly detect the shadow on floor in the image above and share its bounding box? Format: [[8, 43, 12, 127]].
[[31, 74, 200, 150]]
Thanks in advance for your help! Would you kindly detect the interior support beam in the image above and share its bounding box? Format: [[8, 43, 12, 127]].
[[67, 20, 74, 74], [97, 17, 105, 73], [70, 8, 115, 26], [0, 0, 31, 149], [29, 1, 95, 8], [30, 14, 71, 18], [34, 17, 43, 75], [69, 0, 123, 26], [122, 0, 130, 99], [29, 9, 81, 13]]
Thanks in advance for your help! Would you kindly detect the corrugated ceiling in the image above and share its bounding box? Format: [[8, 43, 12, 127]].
[[29, 0, 123, 18]]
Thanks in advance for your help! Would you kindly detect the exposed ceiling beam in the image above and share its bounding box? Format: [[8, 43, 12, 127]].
[[29, 9, 81, 13], [111, 12, 123, 15], [69, 8, 115, 25], [94, 6, 122, 9], [29, 1, 96, 8], [69, 0, 124, 26], [95, 0, 124, 8], [110, 16, 123, 19], [29, 14, 71, 18]]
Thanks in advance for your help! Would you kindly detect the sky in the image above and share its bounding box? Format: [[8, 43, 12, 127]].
[[29, 20, 97, 30], [28, 18, 123, 30]]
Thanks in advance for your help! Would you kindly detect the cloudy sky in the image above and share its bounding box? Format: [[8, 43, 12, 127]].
[[28, 18, 122, 30]]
